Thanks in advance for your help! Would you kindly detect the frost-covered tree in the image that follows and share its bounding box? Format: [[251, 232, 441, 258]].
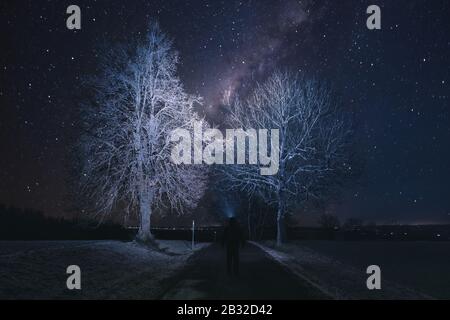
[[79, 22, 207, 242], [221, 71, 352, 245]]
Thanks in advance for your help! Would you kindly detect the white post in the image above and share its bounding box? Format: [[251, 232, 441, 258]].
[[192, 220, 195, 250]]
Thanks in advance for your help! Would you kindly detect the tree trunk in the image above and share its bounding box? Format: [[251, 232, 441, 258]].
[[277, 192, 286, 246], [276, 202, 286, 246], [136, 191, 153, 243], [247, 201, 252, 241]]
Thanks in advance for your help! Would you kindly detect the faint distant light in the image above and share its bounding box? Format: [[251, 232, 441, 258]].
[[436, 234, 441, 237]]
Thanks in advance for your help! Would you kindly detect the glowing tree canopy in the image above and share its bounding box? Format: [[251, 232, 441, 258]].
[[80, 22, 208, 242], [221, 71, 352, 245]]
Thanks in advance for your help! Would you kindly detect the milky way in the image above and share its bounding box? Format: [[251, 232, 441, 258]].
[[1, 0, 449, 224]]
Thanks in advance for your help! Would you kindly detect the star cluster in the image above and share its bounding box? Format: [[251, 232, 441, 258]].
[[0, 0, 449, 223]]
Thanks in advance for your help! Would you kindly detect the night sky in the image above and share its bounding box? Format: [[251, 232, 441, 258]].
[[1, 0, 449, 224]]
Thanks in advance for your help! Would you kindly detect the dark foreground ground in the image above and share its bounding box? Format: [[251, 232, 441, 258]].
[[298, 241, 450, 299], [160, 243, 326, 299], [0, 240, 205, 299], [1, 240, 448, 299], [0, 240, 325, 299]]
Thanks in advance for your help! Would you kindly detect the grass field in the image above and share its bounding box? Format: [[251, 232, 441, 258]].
[[261, 240, 450, 299], [1, 240, 448, 299], [0, 240, 207, 299]]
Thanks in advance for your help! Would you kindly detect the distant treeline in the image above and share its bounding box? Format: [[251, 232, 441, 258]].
[[1, 204, 449, 241], [0, 205, 131, 240], [287, 225, 450, 241]]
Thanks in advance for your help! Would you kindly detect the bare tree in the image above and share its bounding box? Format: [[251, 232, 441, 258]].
[[79, 22, 207, 242], [221, 71, 352, 245]]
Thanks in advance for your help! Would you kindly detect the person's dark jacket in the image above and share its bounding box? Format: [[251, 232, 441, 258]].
[[222, 220, 245, 248]]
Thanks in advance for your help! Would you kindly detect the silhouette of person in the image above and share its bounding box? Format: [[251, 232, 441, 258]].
[[222, 217, 245, 276]]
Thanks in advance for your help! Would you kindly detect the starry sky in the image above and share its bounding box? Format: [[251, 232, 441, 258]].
[[0, 0, 449, 224]]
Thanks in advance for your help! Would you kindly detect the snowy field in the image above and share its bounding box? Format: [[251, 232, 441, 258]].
[[258, 240, 450, 299], [0, 240, 208, 299]]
